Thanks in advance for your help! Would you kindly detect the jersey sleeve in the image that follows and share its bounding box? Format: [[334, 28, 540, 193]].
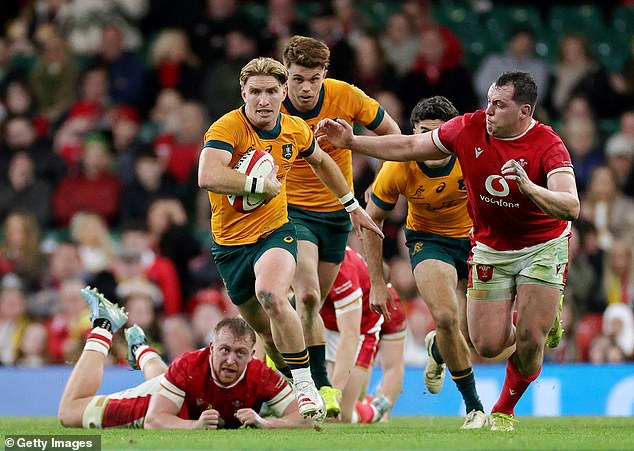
[[370, 161, 406, 211], [260, 365, 294, 417], [346, 83, 384, 130], [432, 114, 470, 155], [203, 114, 240, 154], [157, 354, 188, 409], [542, 140, 574, 177], [328, 262, 362, 317], [296, 119, 316, 158]]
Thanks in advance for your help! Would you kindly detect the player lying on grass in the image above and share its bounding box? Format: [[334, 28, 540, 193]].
[[58, 287, 308, 429]]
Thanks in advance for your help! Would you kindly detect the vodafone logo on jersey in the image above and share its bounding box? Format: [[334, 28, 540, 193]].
[[484, 175, 510, 197], [479, 175, 520, 208]]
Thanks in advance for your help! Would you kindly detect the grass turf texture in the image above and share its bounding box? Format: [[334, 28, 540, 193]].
[[1, 417, 633, 450]]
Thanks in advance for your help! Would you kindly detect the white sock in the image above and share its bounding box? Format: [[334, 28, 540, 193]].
[[290, 367, 313, 385]]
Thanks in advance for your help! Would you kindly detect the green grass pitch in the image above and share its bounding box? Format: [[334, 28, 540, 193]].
[[1, 417, 633, 450]]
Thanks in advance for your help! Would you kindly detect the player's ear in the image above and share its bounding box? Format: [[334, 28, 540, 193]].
[[520, 103, 532, 118], [240, 87, 247, 103]]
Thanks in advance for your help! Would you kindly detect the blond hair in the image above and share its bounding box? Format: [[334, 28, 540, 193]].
[[239, 57, 288, 88], [283, 35, 330, 69]]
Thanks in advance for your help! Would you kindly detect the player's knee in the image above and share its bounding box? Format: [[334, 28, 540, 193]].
[[471, 336, 504, 358], [297, 287, 320, 310], [515, 328, 543, 357], [256, 290, 286, 316], [432, 306, 458, 332]]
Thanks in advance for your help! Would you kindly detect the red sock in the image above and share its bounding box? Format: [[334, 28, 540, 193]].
[[492, 355, 541, 416], [355, 401, 377, 423]]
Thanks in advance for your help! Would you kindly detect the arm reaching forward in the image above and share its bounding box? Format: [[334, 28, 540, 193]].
[[316, 118, 447, 162]]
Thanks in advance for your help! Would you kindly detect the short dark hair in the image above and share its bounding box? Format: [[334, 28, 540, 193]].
[[214, 317, 256, 346], [410, 96, 459, 127], [495, 71, 537, 112]]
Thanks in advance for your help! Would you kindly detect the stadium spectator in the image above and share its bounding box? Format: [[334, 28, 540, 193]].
[[146, 197, 200, 300], [0, 273, 29, 365], [2, 115, 66, 187], [45, 278, 91, 364], [601, 303, 634, 359], [108, 104, 144, 187], [580, 165, 634, 250], [475, 27, 549, 110], [318, 71, 580, 431], [58, 289, 306, 429], [349, 34, 399, 97], [560, 117, 603, 193], [118, 278, 163, 349], [153, 101, 207, 185], [0, 211, 43, 287], [602, 239, 634, 307], [55, 0, 147, 56], [15, 321, 49, 367], [604, 132, 634, 194], [69, 212, 116, 276], [400, 27, 477, 115], [379, 12, 420, 77], [202, 28, 258, 122], [52, 134, 122, 227], [160, 315, 196, 363], [0, 151, 51, 227], [28, 27, 78, 122], [543, 33, 616, 120], [141, 29, 203, 113], [91, 24, 147, 106], [187, 0, 245, 61]]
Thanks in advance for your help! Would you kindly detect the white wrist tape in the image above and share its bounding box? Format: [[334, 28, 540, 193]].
[[339, 192, 360, 212], [244, 176, 265, 194]]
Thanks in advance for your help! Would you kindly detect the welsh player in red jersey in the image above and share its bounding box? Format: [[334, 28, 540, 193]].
[[58, 288, 306, 430], [317, 71, 580, 431], [321, 248, 405, 423]]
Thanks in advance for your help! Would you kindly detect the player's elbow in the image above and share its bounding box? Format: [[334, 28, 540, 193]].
[[57, 405, 79, 428], [143, 414, 161, 430]]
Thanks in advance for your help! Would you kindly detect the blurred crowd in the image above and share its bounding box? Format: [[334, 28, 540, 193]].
[[1, 0, 634, 369]]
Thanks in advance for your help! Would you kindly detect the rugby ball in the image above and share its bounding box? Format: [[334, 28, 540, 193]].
[[228, 149, 275, 213]]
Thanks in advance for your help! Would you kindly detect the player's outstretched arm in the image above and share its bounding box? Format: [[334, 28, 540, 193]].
[[501, 160, 580, 220], [315, 118, 445, 162], [236, 403, 309, 429], [198, 147, 281, 200], [304, 144, 384, 238], [362, 199, 395, 320]]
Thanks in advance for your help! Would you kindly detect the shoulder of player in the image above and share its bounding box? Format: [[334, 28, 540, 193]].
[[323, 78, 364, 99], [280, 112, 312, 133]]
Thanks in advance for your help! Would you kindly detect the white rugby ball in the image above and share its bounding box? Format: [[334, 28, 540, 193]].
[[228, 149, 275, 213]]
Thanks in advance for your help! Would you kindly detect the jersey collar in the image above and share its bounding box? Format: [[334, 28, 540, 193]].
[[417, 154, 457, 177], [240, 105, 282, 139], [283, 85, 325, 120], [209, 348, 249, 389]]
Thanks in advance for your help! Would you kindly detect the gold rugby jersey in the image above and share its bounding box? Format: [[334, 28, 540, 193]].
[[371, 155, 472, 238], [282, 78, 383, 212], [203, 107, 315, 245]]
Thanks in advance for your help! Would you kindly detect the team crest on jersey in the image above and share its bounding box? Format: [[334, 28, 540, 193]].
[[232, 399, 244, 410], [476, 264, 494, 282], [282, 144, 293, 159]]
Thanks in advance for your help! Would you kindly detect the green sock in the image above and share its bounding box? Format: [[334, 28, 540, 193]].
[[307, 344, 331, 389], [451, 368, 484, 414]]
